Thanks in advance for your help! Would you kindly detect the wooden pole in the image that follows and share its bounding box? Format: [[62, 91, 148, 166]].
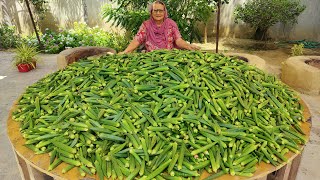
[[25, 0, 42, 49], [204, 24, 207, 44], [215, 0, 221, 53]]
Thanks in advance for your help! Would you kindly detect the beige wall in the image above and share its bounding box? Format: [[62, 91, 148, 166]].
[[42, 0, 118, 31], [199, 0, 253, 39], [0, 0, 3, 22], [1, 0, 319, 41], [1, 0, 120, 34], [2, 0, 33, 33], [269, 0, 320, 41], [1, 0, 10, 24]]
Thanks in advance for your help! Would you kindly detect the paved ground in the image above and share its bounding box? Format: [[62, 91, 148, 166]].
[[0, 50, 319, 179], [295, 94, 320, 179], [0, 52, 58, 180]]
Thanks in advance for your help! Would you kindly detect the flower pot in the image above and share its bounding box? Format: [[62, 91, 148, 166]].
[[17, 63, 31, 72], [28, 61, 37, 70]]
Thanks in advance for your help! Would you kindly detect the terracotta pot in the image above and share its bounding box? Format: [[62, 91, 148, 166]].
[[17, 64, 31, 72]]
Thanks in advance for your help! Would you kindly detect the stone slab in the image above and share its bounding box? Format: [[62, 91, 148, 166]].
[[57, 46, 116, 69]]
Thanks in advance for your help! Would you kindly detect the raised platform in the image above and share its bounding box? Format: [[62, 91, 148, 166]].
[[281, 56, 320, 95], [224, 52, 268, 72], [7, 100, 311, 180]]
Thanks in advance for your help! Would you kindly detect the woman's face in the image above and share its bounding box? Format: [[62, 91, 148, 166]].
[[152, 3, 165, 22]]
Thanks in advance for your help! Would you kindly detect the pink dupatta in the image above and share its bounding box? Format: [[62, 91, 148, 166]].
[[143, 1, 178, 49]]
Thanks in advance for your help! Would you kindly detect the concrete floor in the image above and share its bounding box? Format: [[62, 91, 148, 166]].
[[0, 52, 58, 180], [0, 51, 319, 179]]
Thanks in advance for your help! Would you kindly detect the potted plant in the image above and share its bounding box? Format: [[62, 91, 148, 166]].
[[13, 43, 40, 72]]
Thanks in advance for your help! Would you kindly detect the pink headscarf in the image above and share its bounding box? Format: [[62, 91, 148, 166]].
[[144, 1, 177, 49]]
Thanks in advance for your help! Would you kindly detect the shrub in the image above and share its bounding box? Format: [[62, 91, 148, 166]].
[[291, 43, 304, 56], [0, 23, 20, 49], [234, 0, 306, 40], [23, 22, 129, 54]]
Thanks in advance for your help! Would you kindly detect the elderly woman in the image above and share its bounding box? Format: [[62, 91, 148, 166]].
[[120, 0, 199, 54]]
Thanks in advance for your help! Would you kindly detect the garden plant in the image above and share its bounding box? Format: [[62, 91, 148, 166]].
[[234, 0, 306, 40], [24, 22, 129, 54]]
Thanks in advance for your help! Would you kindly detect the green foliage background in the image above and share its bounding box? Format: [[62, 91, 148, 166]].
[[102, 0, 229, 43], [24, 22, 129, 53], [0, 23, 20, 49]]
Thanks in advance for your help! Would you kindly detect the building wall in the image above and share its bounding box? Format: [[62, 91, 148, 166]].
[[0, 0, 3, 22], [1, 0, 319, 41], [1, 0, 120, 34]]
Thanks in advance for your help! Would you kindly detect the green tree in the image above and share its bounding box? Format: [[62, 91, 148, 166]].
[[102, 0, 228, 43], [234, 0, 306, 40]]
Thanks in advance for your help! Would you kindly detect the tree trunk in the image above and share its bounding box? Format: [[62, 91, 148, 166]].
[[82, 0, 88, 24], [216, 0, 221, 53], [254, 27, 268, 41]]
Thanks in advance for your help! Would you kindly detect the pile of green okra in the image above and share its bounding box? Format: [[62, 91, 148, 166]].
[[12, 50, 306, 180]]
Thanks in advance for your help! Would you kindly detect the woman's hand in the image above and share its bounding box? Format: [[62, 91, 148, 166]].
[[188, 44, 200, 50], [120, 39, 141, 54], [176, 38, 201, 51]]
